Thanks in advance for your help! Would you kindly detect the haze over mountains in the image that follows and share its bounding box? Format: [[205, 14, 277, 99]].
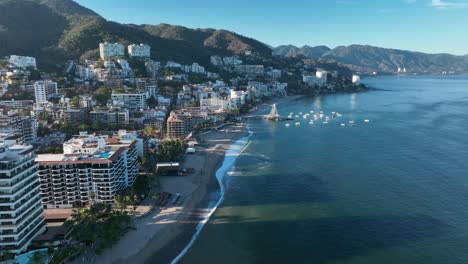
[[273, 45, 468, 74], [0, 0, 467, 74]]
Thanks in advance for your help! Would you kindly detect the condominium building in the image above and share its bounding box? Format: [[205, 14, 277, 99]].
[[36, 132, 138, 208], [99, 43, 125, 60], [63, 108, 89, 128], [89, 108, 129, 128], [0, 143, 45, 253], [128, 44, 151, 58], [166, 115, 184, 139], [111, 91, 149, 111], [0, 112, 37, 144], [166, 109, 206, 139], [8, 55, 37, 69], [0, 100, 34, 110], [352, 75, 361, 84], [33, 80, 58, 105]]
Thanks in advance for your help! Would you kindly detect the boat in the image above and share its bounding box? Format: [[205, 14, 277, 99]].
[[340, 123, 346, 127], [299, 112, 303, 115], [349, 121, 355, 124], [295, 115, 299, 118], [295, 122, 301, 126], [323, 121, 328, 124], [285, 123, 291, 127], [309, 121, 314, 125], [364, 119, 370, 123]]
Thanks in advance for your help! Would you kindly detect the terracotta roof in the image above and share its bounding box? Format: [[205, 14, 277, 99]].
[[167, 115, 183, 123]]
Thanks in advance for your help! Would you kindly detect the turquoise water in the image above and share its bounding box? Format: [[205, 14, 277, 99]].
[[179, 76, 468, 264]]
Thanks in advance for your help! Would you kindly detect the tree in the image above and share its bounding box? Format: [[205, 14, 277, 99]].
[[94, 87, 111, 106], [114, 195, 127, 211], [146, 97, 158, 108], [70, 96, 80, 107]]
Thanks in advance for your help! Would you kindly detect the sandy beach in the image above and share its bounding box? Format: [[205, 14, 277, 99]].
[[92, 124, 249, 264]]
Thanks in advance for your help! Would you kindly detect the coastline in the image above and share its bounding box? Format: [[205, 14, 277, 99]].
[[94, 124, 250, 264]]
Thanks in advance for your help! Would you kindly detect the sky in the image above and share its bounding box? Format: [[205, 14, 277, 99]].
[[74, 0, 468, 55]]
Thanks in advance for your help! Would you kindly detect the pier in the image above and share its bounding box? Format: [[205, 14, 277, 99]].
[[239, 104, 294, 122]]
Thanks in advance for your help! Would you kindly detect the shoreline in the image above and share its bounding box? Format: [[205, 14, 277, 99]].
[[94, 124, 250, 264]]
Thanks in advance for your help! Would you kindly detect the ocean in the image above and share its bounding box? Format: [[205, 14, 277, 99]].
[[177, 75, 468, 264]]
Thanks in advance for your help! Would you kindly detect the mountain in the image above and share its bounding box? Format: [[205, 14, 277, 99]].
[[0, 0, 272, 70], [273, 45, 330, 60], [274, 44, 468, 74]]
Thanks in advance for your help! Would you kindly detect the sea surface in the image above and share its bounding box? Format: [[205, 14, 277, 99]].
[[178, 75, 468, 264]]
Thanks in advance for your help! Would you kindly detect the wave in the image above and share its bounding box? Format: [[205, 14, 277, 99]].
[[170, 130, 253, 264]]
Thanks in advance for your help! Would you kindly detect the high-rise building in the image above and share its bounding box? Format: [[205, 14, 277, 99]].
[[166, 109, 206, 139], [99, 43, 125, 60], [0, 143, 45, 254], [36, 132, 138, 208], [33, 80, 58, 105], [0, 112, 37, 144], [128, 44, 151, 58]]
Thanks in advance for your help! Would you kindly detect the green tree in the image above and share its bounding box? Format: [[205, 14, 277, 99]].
[[94, 87, 111, 106]]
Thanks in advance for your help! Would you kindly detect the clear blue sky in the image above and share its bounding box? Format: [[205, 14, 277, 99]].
[[74, 0, 468, 55]]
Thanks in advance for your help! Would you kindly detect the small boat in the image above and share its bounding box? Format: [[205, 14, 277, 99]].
[[349, 121, 355, 124], [299, 112, 303, 115], [323, 121, 328, 124], [295, 115, 299, 118], [310, 110, 314, 113], [285, 123, 291, 127], [340, 123, 346, 127], [295, 122, 301, 126], [364, 119, 370, 123], [309, 121, 314, 125]]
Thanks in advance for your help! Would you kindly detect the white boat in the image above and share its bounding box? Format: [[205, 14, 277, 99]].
[[349, 121, 355, 124], [299, 112, 303, 115], [340, 123, 346, 127], [364, 119, 370, 123], [295, 115, 299, 118], [285, 123, 291, 127], [295, 122, 301, 126], [310, 110, 314, 113], [323, 121, 328, 124], [309, 121, 314, 125]]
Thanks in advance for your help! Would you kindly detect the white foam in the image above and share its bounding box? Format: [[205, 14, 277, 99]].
[[170, 128, 253, 264]]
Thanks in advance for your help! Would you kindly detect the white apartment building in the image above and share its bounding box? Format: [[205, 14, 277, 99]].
[[36, 132, 138, 208], [8, 55, 37, 69], [111, 91, 149, 110], [128, 44, 150, 58], [0, 143, 45, 254], [99, 42, 125, 60], [352, 75, 361, 84], [316, 69, 328, 84], [33, 80, 58, 105], [191, 63, 205, 74]]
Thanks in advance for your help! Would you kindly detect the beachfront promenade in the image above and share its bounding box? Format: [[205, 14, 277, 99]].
[[70, 124, 249, 264]]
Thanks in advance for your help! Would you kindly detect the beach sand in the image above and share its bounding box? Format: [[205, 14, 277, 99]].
[[94, 124, 249, 264]]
